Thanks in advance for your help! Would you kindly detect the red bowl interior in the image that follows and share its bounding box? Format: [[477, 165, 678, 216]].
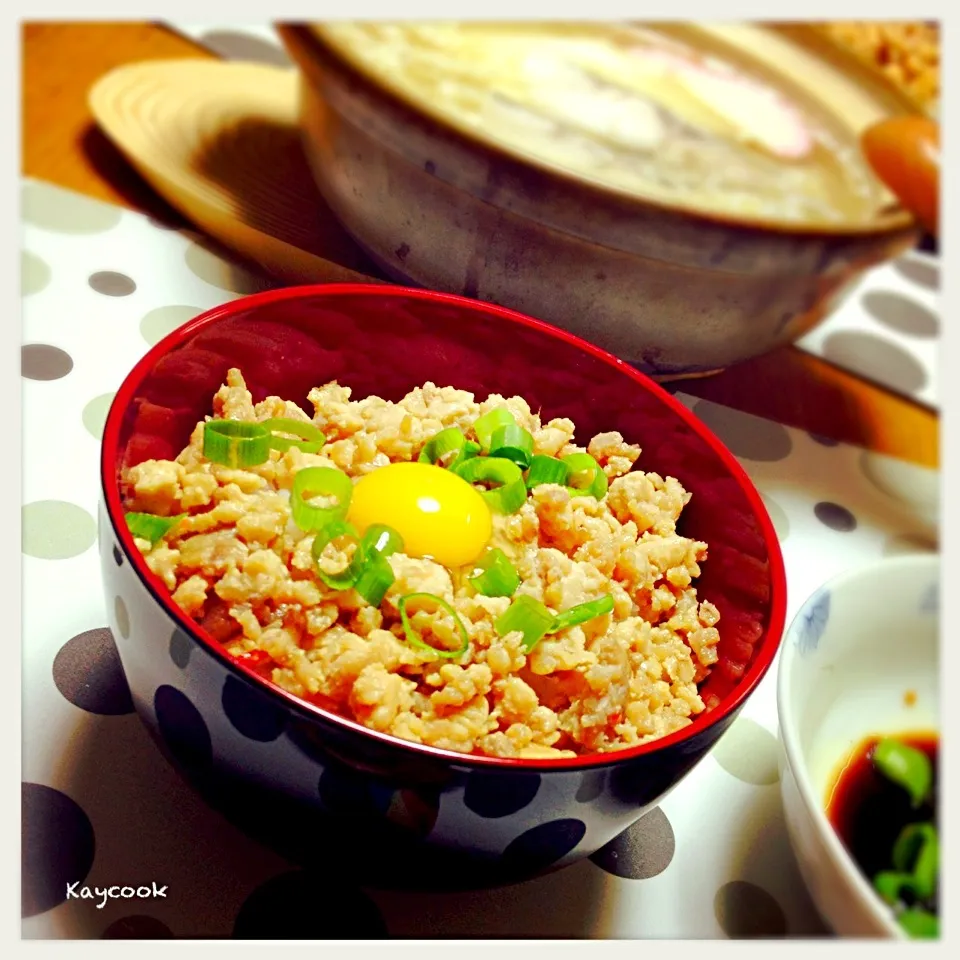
[[102, 284, 787, 770]]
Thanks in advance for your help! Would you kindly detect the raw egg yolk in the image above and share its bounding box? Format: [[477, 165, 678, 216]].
[[346, 461, 493, 568]]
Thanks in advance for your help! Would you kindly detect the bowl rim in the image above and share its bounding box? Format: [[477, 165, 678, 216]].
[[776, 552, 941, 939], [289, 22, 919, 239], [102, 282, 788, 772]]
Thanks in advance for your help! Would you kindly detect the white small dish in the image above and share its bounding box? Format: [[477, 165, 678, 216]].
[[777, 553, 939, 938]]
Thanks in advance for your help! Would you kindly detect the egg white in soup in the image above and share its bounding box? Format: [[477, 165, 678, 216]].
[[320, 21, 887, 225]]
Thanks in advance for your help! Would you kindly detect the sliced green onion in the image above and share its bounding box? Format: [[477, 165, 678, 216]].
[[419, 428, 463, 465], [525, 454, 570, 489], [468, 548, 520, 597], [310, 519, 359, 561], [308, 520, 401, 603], [562, 452, 608, 500], [453, 456, 527, 513], [353, 552, 395, 607], [890, 822, 939, 901], [261, 417, 326, 454], [311, 520, 364, 590], [552, 594, 615, 632], [398, 593, 469, 660], [203, 419, 271, 467], [873, 870, 912, 905], [892, 821, 933, 873], [897, 908, 939, 939], [495, 595, 556, 652], [873, 738, 933, 808], [125, 511, 186, 545], [347, 523, 404, 605], [458, 440, 483, 466], [291, 467, 353, 532], [419, 428, 468, 467], [488, 423, 535, 468], [909, 826, 939, 900], [495, 592, 617, 653], [473, 407, 516, 452], [361, 523, 404, 558]]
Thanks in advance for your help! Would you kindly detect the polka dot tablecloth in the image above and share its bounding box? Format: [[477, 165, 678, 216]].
[[21, 178, 940, 939], [167, 20, 942, 411]]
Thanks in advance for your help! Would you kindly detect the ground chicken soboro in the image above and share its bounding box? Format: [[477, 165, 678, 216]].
[[123, 369, 721, 759]]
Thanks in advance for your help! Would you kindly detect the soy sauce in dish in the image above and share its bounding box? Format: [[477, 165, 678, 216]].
[[826, 732, 939, 938]]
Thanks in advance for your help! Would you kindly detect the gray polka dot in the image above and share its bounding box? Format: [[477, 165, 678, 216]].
[[154, 685, 212, 773], [500, 818, 586, 876], [715, 880, 787, 937], [89, 271, 137, 297], [114, 596, 130, 640], [169, 628, 193, 669], [862, 291, 939, 339], [184, 242, 266, 294], [712, 718, 780, 786], [808, 431, 839, 447], [464, 772, 540, 818], [233, 870, 388, 938], [82, 393, 115, 440], [692, 400, 793, 462], [859, 450, 939, 520], [814, 501, 857, 532], [222, 675, 286, 742], [22, 344, 73, 381], [139, 305, 203, 345], [759, 494, 790, 542], [22, 250, 51, 296], [199, 29, 292, 66], [575, 771, 605, 804], [894, 257, 939, 291], [52, 627, 133, 715], [821, 331, 927, 395], [102, 915, 173, 938], [589, 807, 675, 879], [22, 783, 96, 918], [22, 180, 124, 234], [22, 501, 96, 559], [882, 533, 937, 557]]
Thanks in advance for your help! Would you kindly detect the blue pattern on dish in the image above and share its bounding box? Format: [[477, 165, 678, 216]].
[[919, 581, 938, 617], [796, 589, 831, 656]]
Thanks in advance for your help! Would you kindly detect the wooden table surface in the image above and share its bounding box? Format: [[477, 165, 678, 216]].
[[22, 22, 939, 469]]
